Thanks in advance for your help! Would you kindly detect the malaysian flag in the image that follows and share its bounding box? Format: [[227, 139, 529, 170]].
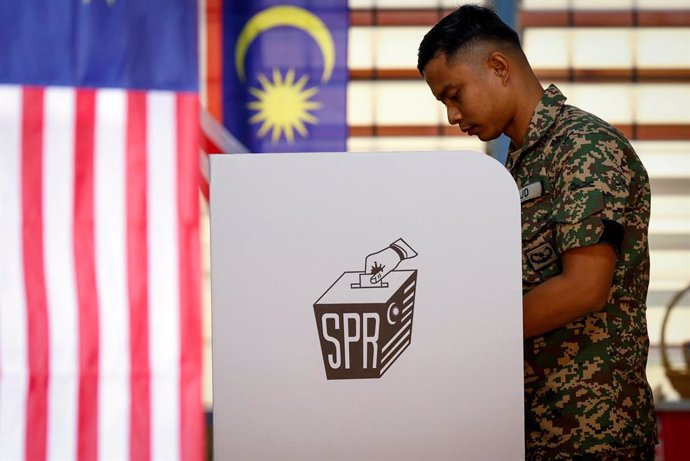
[[203, 0, 348, 156], [224, 0, 348, 153], [197, 1, 348, 200], [0, 1, 203, 460]]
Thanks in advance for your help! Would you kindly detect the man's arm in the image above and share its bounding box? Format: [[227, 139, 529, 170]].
[[523, 243, 617, 338]]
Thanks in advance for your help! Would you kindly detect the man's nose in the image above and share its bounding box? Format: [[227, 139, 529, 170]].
[[447, 105, 462, 126]]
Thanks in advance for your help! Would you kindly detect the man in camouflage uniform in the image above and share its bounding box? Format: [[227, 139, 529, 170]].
[[417, 5, 657, 459]]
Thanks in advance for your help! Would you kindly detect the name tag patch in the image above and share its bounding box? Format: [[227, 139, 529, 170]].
[[526, 242, 558, 270], [519, 181, 543, 203]]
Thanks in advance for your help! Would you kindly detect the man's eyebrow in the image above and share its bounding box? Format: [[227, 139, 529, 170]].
[[436, 83, 454, 101]]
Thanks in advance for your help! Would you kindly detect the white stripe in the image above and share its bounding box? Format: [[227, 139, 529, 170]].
[[147, 91, 180, 461], [379, 340, 410, 376], [381, 329, 411, 365], [401, 308, 413, 324], [43, 87, 79, 461], [95, 89, 130, 460], [403, 291, 414, 306], [402, 296, 414, 312], [381, 319, 412, 354], [403, 280, 415, 294], [0, 85, 28, 461], [200, 108, 248, 153]]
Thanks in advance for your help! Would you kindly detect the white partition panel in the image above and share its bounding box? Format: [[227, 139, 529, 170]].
[[211, 151, 524, 460]]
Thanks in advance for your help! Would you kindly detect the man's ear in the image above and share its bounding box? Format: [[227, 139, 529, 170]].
[[487, 52, 510, 86]]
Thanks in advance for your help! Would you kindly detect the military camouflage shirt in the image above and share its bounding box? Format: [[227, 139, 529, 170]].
[[506, 85, 657, 459]]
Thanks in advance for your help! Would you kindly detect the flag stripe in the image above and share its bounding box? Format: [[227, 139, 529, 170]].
[[178, 93, 204, 460], [95, 89, 130, 460], [74, 88, 100, 461], [1, 84, 202, 461], [44, 87, 79, 461], [126, 91, 151, 461], [199, 150, 210, 202], [148, 91, 180, 461], [22, 86, 50, 461], [0, 85, 28, 461]]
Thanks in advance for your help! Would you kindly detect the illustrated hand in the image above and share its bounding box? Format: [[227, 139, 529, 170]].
[[364, 239, 417, 284], [365, 247, 403, 284]]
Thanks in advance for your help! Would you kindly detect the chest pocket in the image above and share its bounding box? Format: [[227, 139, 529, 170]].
[[520, 176, 560, 287], [520, 176, 553, 243]]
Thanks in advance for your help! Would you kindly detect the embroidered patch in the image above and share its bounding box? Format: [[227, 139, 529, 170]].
[[526, 242, 558, 270], [519, 181, 543, 203]]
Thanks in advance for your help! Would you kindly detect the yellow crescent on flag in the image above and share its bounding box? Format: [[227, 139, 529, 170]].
[[234, 6, 335, 84]]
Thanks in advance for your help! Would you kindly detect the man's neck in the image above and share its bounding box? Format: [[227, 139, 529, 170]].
[[506, 79, 544, 148]]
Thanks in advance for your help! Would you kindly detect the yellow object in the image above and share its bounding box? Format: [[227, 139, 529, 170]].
[[247, 68, 321, 143], [234, 6, 335, 84]]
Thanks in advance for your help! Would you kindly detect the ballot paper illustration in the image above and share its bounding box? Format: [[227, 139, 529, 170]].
[[314, 238, 418, 380]]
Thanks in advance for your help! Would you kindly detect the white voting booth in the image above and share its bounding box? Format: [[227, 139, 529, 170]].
[[210, 151, 524, 460]]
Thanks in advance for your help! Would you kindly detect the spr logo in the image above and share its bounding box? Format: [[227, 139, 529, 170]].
[[313, 239, 418, 380]]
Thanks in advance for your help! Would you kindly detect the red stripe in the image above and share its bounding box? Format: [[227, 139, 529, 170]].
[[73, 89, 99, 461], [127, 91, 151, 461], [177, 94, 204, 461], [22, 87, 49, 461], [199, 174, 209, 203], [200, 132, 221, 154], [199, 146, 210, 202], [200, 131, 217, 202]]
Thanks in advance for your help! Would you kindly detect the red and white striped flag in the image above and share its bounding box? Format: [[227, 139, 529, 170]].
[[0, 86, 203, 460], [0, 2, 203, 459]]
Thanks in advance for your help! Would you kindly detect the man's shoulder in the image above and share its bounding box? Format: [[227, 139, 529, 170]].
[[546, 104, 642, 171], [556, 104, 630, 145]]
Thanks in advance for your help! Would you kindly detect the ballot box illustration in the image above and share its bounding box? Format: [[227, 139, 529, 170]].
[[314, 269, 418, 379]]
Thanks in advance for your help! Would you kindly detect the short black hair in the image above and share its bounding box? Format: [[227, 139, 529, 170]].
[[417, 4, 521, 74]]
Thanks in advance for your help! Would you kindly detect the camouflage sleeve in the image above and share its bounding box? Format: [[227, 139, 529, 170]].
[[550, 131, 631, 254]]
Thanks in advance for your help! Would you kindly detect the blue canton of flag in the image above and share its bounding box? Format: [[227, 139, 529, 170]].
[[224, 0, 348, 153], [0, 0, 197, 90]]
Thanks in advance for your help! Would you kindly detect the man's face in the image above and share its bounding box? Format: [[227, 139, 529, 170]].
[[423, 52, 511, 142]]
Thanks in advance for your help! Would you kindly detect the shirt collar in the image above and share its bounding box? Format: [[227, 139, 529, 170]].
[[505, 84, 567, 170]]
